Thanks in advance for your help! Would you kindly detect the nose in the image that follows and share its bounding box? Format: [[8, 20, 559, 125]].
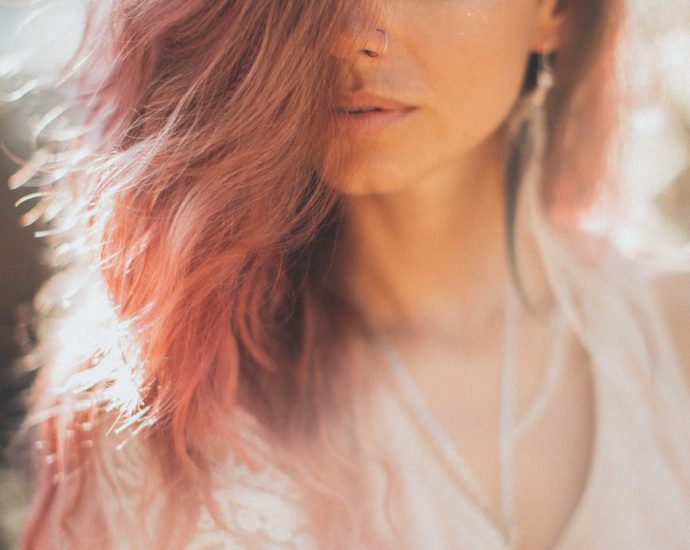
[[331, 15, 389, 61], [364, 29, 388, 57]]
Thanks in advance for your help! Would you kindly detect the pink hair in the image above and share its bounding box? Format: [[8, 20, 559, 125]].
[[18, 1, 368, 547]]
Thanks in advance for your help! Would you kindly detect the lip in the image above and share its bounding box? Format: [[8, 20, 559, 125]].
[[334, 91, 417, 137], [336, 91, 413, 111]]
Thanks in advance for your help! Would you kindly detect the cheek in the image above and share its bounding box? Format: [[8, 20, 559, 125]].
[[430, 18, 534, 153]]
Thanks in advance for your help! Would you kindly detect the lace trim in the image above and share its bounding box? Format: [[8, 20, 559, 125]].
[[95, 415, 315, 549]]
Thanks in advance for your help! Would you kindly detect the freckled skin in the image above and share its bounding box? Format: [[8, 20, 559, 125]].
[[326, 1, 559, 197]]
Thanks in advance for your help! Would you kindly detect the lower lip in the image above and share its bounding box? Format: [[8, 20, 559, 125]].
[[334, 108, 416, 137]]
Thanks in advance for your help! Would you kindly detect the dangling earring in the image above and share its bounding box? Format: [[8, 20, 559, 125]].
[[504, 47, 558, 169], [525, 48, 556, 168], [531, 50, 556, 108], [503, 48, 557, 307]]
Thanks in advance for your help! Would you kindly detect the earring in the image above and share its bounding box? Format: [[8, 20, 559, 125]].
[[531, 50, 556, 108], [504, 48, 558, 292]]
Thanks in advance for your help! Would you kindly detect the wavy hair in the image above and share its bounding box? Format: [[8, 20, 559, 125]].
[[12, 0, 623, 548]]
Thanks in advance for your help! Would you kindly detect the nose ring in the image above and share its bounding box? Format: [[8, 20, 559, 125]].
[[364, 28, 388, 57]]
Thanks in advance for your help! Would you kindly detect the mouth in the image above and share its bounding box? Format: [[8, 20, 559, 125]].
[[332, 106, 416, 137], [335, 91, 415, 112], [336, 106, 386, 114], [332, 91, 417, 136]]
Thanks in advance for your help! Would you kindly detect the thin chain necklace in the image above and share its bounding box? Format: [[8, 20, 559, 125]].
[[499, 283, 519, 545], [367, 284, 568, 548]]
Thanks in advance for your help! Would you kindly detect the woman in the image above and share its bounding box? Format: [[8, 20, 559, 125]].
[[15, 0, 690, 548]]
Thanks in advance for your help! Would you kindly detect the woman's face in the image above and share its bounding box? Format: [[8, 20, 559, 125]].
[[323, 0, 563, 196]]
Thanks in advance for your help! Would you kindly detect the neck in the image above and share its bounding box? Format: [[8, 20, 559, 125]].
[[332, 130, 532, 344]]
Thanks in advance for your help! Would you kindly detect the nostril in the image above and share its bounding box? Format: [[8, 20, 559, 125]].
[[362, 28, 388, 58], [330, 20, 388, 61]]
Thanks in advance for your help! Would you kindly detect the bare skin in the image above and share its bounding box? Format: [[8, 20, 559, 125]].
[[323, 1, 597, 549]]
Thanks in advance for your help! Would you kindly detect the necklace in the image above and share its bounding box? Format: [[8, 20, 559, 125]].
[[367, 285, 568, 548]]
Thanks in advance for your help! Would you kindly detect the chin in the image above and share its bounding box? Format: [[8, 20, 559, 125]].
[[321, 152, 413, 197]]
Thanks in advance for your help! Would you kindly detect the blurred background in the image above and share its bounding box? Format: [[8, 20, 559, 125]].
[[0, 1, 688, 549], [1, 3, 83, 548]]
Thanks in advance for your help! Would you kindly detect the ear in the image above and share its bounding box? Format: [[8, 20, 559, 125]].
[[530, 0, 569, 53]]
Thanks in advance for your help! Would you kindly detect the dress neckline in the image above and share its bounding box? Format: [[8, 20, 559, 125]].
[[377, 321, 603, 550]]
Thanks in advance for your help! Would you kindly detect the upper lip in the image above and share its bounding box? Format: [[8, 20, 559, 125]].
[[335, 91, 414, 112]]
